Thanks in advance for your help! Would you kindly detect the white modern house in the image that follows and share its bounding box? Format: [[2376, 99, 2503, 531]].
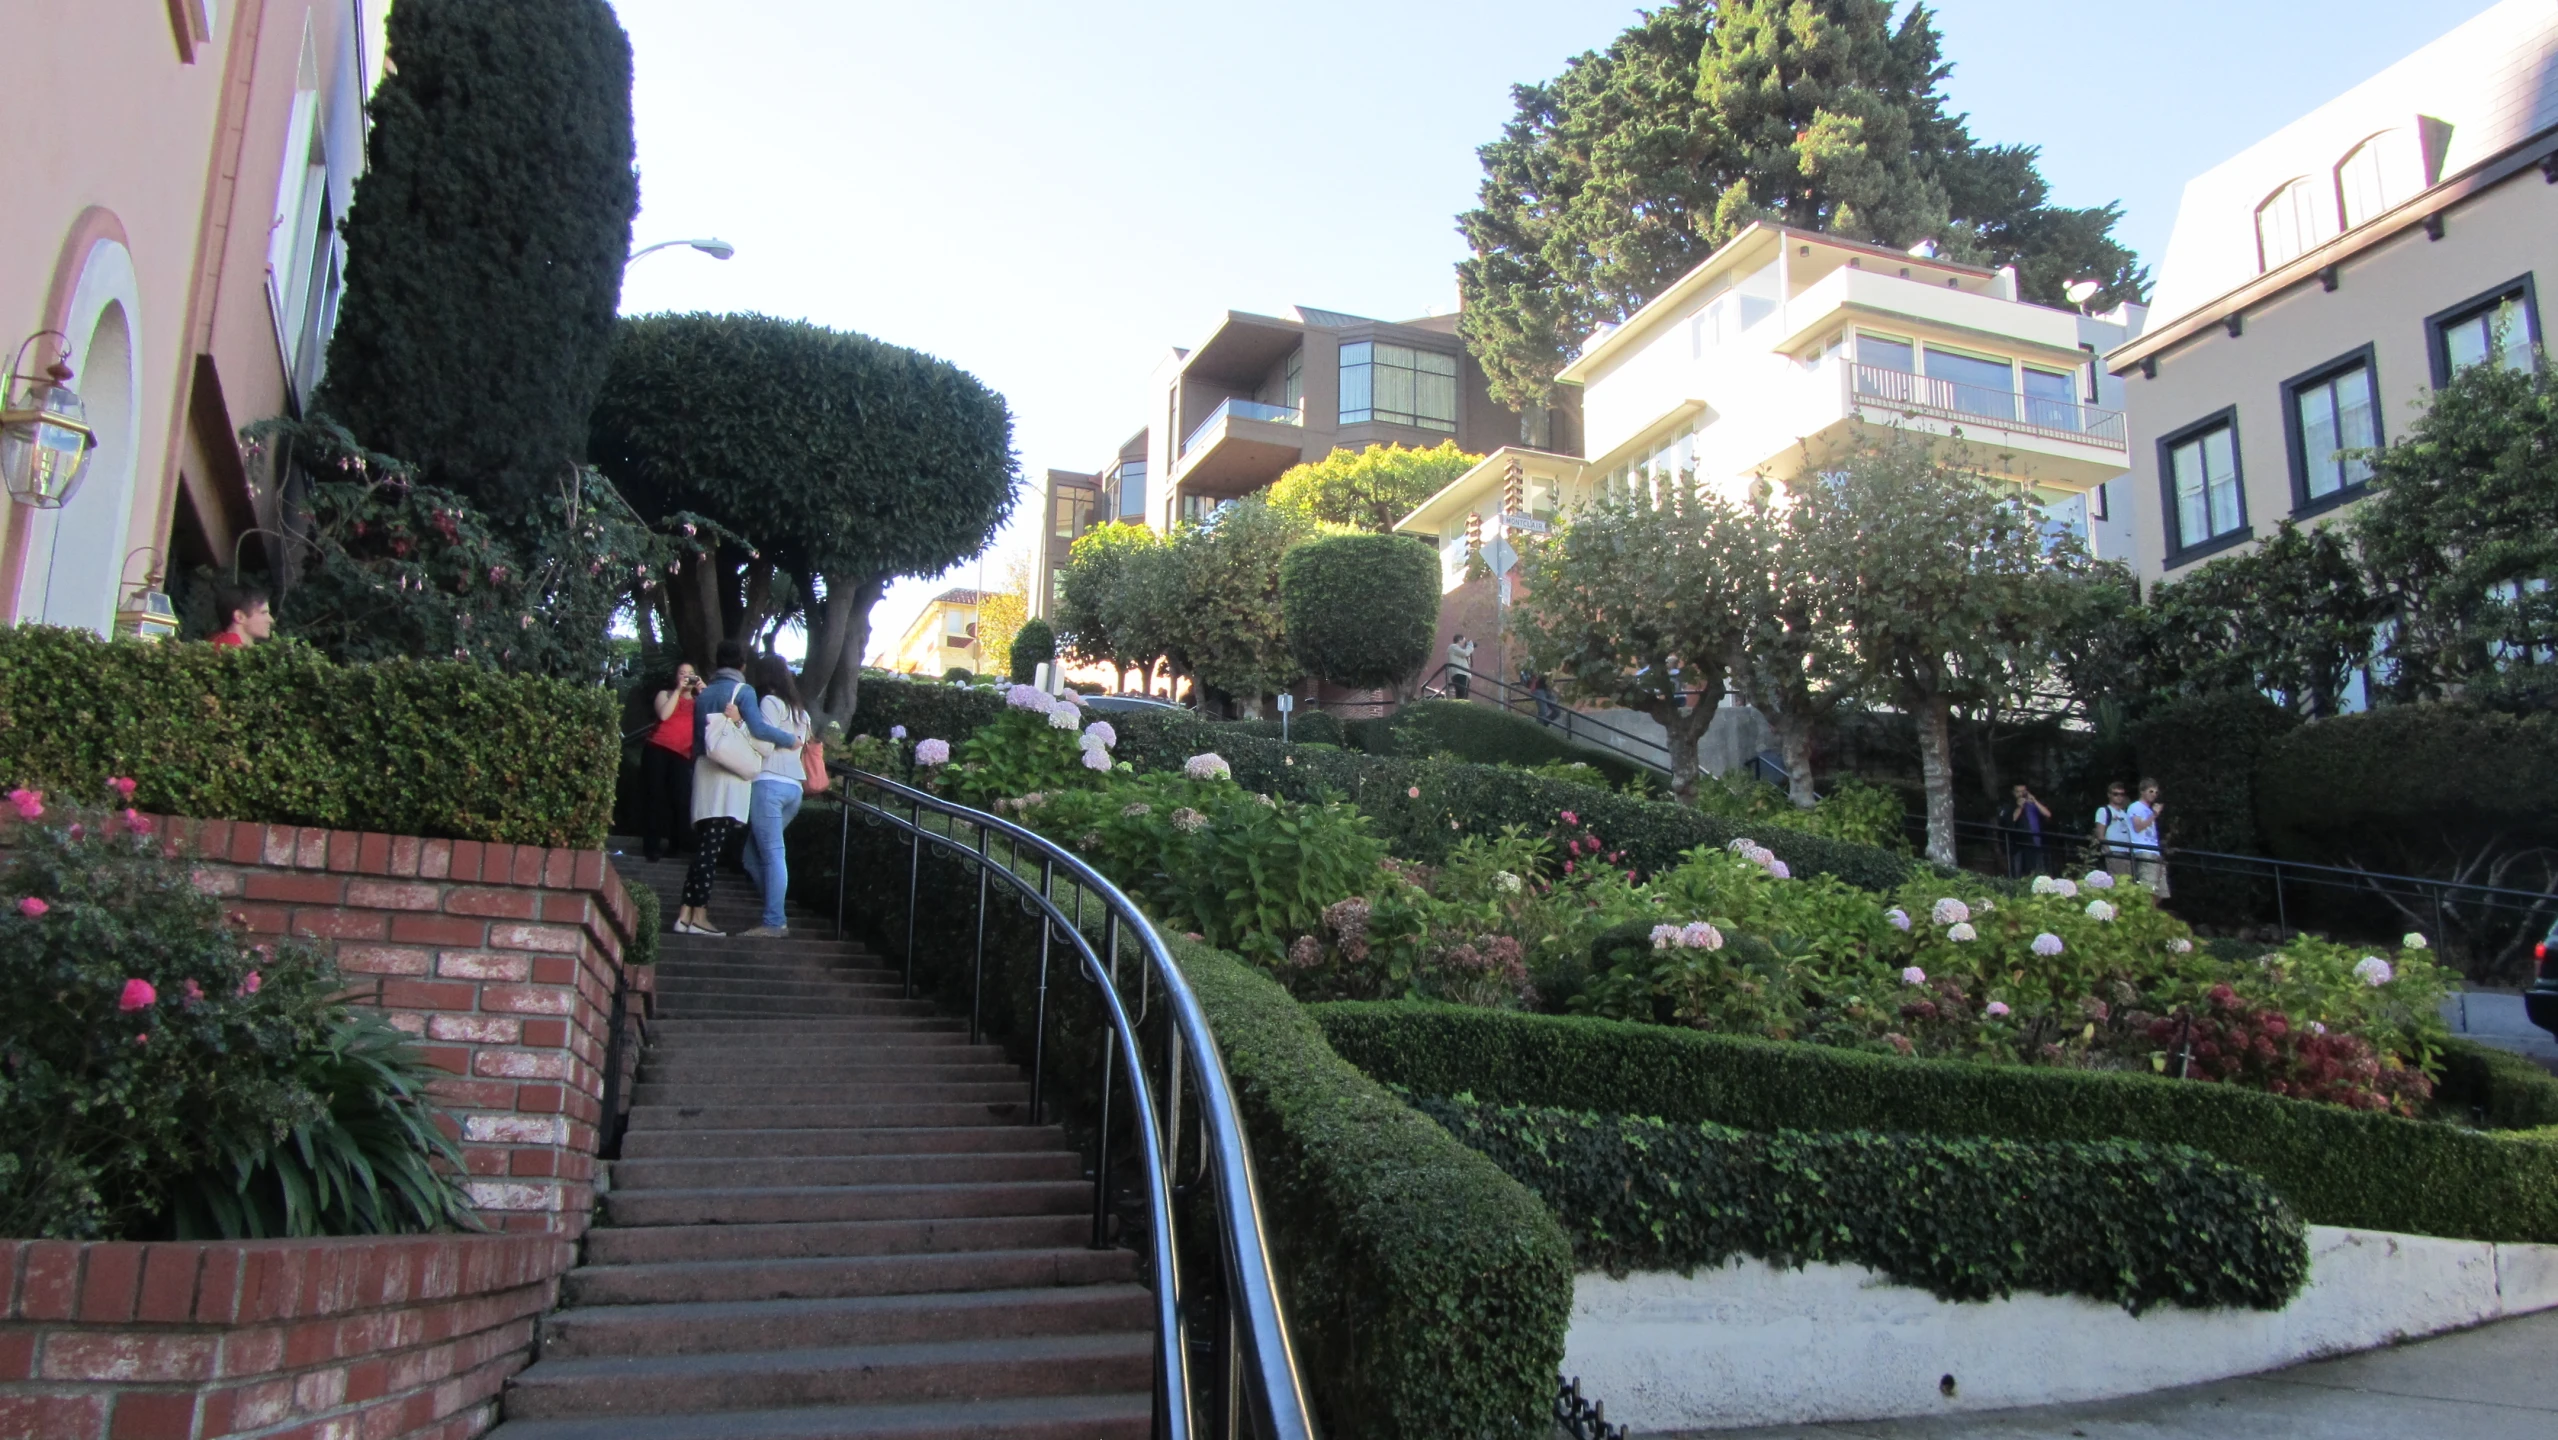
[[1399, 222, 2142, 596]]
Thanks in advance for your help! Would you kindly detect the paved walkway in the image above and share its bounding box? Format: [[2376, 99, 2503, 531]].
[[1662, 1308, 2557, 1439]]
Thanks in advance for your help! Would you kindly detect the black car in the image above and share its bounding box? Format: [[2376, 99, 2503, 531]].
[[2528, 916, 2558, 1039]]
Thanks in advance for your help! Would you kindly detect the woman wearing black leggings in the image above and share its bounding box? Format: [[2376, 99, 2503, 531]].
[[675, 640, 802, 936]]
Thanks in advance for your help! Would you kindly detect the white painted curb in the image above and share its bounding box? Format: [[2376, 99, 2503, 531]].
[[1561, 1224, 2558, 1433]]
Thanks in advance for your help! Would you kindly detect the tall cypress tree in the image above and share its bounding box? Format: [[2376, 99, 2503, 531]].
[[1458, 0, 2147, 408], [318, 0, 638, 527]]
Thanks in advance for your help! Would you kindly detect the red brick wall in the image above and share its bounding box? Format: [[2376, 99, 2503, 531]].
[[0, 1233, 567, 1440], [156, 817, 644, 1237]]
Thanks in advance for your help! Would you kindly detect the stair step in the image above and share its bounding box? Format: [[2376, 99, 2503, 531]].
[[487, 1390, 1150, 1440], [584, 1214, 1090, 1267], [646, 1017, 961, 1037], [603, 1180, 1090, 1228], [656, 999, 941, 1018], [502, 1332, 1153, 1418], [639, 1050, 1011, 1077], [562, 1247, 1137, 1307], [631, 1081, 1030, 1108], [618, 1126, 1073, 1161], [610, 1151, 1082, 1192], [537, 1284, 1155, 1358]]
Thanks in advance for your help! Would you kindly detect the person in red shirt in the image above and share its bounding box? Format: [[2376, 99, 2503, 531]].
[[639, 663, 701, 863], [208, 583, 272, 647]]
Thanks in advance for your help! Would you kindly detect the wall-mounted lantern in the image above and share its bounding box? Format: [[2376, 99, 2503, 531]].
[[1, 332, 95, 508], [116, 547, 179, 643]]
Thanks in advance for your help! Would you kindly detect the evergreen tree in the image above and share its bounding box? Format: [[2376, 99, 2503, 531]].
[[1458, 0, 2146, 407], [1267, 441, 1481, 532], [319, 0, 639, 527]]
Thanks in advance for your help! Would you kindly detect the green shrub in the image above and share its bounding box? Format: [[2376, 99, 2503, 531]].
[[623, 880, 660, 968], [1209, 709, 1347, 747], [800, 806, 1574, 1439], [1380, 699, 1646, 790], [0, 627, 615, 846], [2435, 1038, 2558, 1130], [2127, 691, 2298, 922], [1103, 706, 1919, 891], [1313, 1003, 2558, 1243], [1279, 533, 1440, 691], [1, 787, 468, 1239], [849, 673, 1004, 749], [2257, 704, 2558, 868], [1008, 618, 1056, 684], [1415, 1095, 2307, 1313]]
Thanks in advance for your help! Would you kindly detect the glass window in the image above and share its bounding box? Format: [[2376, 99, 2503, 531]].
[[1340, 341, 1457, 431], [1053, 489, 1093, 539], [1859, 333, 1915, 372], [2292, 361, 2377, 503], [2437, 290, 2535, 378], [1115, 460, 1147, 519], [2168, 421, 2245, 552], [1257, 348, 1304, 412], [2255, 177, 2327, 271], [1923, 346, 2017, 420], [2337, 129, 2423, 230], [2023, 367, 2079, 430]]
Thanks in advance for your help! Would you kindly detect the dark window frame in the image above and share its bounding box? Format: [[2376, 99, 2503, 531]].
[[2279, 343, 2383, 519], [2157, 405, 2255, 569], [2424, 272, 2540, 387]]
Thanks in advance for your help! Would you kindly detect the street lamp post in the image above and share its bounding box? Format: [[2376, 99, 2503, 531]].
[[628, 238, 736, 263]]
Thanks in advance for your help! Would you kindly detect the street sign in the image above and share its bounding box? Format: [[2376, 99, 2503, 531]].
[[1275, 693, 1295, 713]]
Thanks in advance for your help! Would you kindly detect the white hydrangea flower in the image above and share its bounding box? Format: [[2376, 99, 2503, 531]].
[[1679, 921, 1723, 951], [2053, 878, 2079, 898], [1079, 747, 1112, 772], [1946, 922, 1977, 942], [1004, 684, 1049, 711], [2167, 938, 2193, 954], [1082, 720, 1118, 749], [2355, 955, 2395, 986], [2031, 932, 2065, 957], [1902, 965, 1928, 985], [1884, 907, 1912, 932], [1184, 753, 1232, 781], [1930, 898, 1970, 927], [1494, 871, 1523, 894], [2085, 899, 2117, 922], [1765, 859, 1791, 880], [2401, 932, 2429, 951], [2031, 875, 2059, 895], [1046, 706, 1081, 731], [2083, 870, 2116, 890], [1651, 924, 1682, 950]]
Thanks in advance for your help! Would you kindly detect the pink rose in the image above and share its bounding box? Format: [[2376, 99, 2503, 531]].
[[6, 787, 42, 820], [119, 978, 157, 1011], [1986, 1000, 2012, 1018], [1563, 860, 1576, 875], [1407, 787, 1421, 799], [238, 971, 262, 996], [107, 776, 137, 800], [1559, 811, 1578, 826], [182, 979, 204, 1002], [123, 809, 155, 836], [134, 1033, 149, 1046], [17, 896, 48, 918]]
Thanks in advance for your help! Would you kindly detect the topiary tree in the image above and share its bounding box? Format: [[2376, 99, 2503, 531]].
[[1456, 0, 2145, 408], [1280, 533, 1441, 693], [1171, 499, 1315, 716], [589, 313, 1017, 723], [1055, 522, 1159, 688], [318, 0, 638, 527], [1009, 616, 1056, 684], [1268, 442, 1481, 532]]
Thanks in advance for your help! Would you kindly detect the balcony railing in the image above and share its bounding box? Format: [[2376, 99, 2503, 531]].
[[1848, 363, 2127, 450], [1181, 397, 1302, 456]]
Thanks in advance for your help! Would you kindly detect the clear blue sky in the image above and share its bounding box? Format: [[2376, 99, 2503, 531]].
[[605, 0, 2500, 658]]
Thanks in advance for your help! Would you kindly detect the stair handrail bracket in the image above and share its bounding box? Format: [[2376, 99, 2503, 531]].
[[839, 768, 1318, 1440]]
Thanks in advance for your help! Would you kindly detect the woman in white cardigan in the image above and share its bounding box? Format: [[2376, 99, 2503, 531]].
[[733, 653, 814, 937]]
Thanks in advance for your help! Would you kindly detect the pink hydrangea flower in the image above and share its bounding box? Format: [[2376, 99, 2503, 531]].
[[1986, 1000, 2012, 1017], [914, 738, 951, 766], [1884, 907, 1911, 931], [17, 896, 47, 918], [889, 725, 907, 740], [1902, 966, 1928, 985], [118, 978, 157, 1011], [6, 787, 42, 820], [182, 979, 205, 1002], [1559, 811, 1578, 826], [238, 971, 262, 996], [1082, 721, 1117, 749], [1679, 921, 1723, 951], [1651, 924, 1682, 950], [123, 809, 155, 836], [1765, 859, 1791, 880], [108, 776, 138, 800]]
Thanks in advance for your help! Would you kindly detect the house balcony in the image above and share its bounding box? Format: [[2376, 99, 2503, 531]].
[[1762, 362, 2129, 494], [1172, 397, 1308, 497]]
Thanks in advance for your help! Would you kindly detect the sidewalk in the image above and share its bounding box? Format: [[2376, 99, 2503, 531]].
[[1659, 1308, 2557, 1439]]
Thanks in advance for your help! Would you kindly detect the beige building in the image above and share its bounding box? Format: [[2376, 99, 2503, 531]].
[[0, 1, 381, 633], [2108, 0, 2558, 582], [884, 587, 986, 677]]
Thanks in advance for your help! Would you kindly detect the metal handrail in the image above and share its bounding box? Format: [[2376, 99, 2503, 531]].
[[1181, 397, 1303, 456], [1848, 362, 2129, 448], [833, 768, 1315, 1440], [1313, 663, 1681, 776]]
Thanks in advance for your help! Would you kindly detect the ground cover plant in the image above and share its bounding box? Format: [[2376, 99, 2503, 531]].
[[0, 781, 471, 1239]]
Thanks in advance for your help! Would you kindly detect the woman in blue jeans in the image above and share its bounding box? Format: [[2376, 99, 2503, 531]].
[[735, 653, 813, 938]]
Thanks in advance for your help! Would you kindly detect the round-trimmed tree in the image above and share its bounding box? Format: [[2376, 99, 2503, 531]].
[[318, 0, 638, 526], [1280, 532, 1441, 693], [589, 312, 1017, 721], [1009, 617, 1055, 683]]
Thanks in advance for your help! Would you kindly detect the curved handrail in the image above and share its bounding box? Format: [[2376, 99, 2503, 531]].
[[835, 768, 1316, 1440]]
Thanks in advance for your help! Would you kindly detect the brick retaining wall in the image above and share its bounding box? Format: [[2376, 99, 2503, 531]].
[[0, 1233, 568, 1439], [159, 817, 647, 1237]]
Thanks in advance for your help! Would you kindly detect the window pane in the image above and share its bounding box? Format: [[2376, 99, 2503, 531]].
[[1416, 349, 1457, 377], [2203, 427, 2242, 536], [2298, 381, 2342, 499], [1376, 360, 1415, 421], [2498, 298, 2536, 372], [1339, 341, 1371, 366], [1339, 351, 1372, 423], [2172, 439, 2210, 547], [1859, 334, 1915, 372], [2334, 366, 2376, 487], [1376, 343, 1413, 370], [2023, 367, 2078, 429], [2445, 313, 2491, 373], [1925, 347, 2016, 419], [1415, 366, 1457, 429]]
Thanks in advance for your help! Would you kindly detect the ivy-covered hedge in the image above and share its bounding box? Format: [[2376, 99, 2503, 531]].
[[0, 627, 615, 847], [1315, 1002, 2558, 1244], [1415, 1095, 2307, 1313], [796, 803, 1573, 1440]]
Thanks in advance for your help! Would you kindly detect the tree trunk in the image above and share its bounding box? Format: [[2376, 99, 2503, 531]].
[[1775, 712, 1817, 808], [1652, 697, 1713, 806], [666, 550, 727, 672], [798, 574, 864, 706], [816, 576, 886, 731], [1916, 692, 1957, 868]]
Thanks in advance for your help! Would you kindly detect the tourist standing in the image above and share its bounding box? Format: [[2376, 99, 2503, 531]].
[[2094, 783, 2138, 883], [736, 654, 812, 938], [2129, 777, 2171, 897], [639, 664, 700, 864], [1532, 671, 1561, 725], [1447, 633, 1477, 700], [675, 640, 801, 937], [207, 583, 273, 647], [2003, 783, 2053, 878]]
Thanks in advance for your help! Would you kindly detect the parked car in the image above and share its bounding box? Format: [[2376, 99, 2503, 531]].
[[2528, 916, 2558, 1039], [1082, 693, 1188, 716]]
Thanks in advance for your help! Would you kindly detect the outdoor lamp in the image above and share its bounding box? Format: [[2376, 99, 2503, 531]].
[[116, 547, 178, 643], [1, 332, 95, 508]]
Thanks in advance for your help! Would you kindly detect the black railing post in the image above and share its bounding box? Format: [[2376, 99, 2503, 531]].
[[970, 821, 990, 1045], [903, 795, 922, 998], [1030, 857, 1055, 1126], [833, 790, 850, 941], [1093, 908, 1118, 1249]]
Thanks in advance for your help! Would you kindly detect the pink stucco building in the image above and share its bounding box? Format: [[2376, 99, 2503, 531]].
[[0, 1, 381, 631]]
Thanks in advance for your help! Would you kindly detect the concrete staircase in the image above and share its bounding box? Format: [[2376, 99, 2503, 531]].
[[488, 851, 1154, 1439]]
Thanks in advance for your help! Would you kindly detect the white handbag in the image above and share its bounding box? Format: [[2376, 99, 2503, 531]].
[[700, 695, 769, 781]]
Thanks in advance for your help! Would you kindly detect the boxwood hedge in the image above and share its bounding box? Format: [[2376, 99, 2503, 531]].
[[1316, 1002, 2558, 1244], [0, 626, 615, 846], [1414, 1095, 2308, 1314], [1367, 698, 1648, 790], [796, 801, 1573, 1440]]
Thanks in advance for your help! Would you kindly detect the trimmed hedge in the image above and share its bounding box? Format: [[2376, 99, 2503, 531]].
[[796, 803, 1573, 1440], [1415, 1095, 2307, 1313], [2436, 1037, 2558, 1130], [850, 672, 1004, 743], [1279, 533, 1440, 692], [2128, 691, 2297, 923], [1313, 1002, 2558, 1244], [2257, 704, 2558, 868], [1375, 699, 1646, 790], [0, 627, 615, 847], [1209, 710, 1347, 747], [622, 880, 660, 968]]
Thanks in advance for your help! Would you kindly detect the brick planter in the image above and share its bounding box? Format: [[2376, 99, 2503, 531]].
[[160, 818, 645, 1237], [0, 1232, 569, 1439]]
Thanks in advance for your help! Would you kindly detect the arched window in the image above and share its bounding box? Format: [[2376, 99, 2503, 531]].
[[2336, 129, 2425, 230], [2254, 177, 2328, 271]]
